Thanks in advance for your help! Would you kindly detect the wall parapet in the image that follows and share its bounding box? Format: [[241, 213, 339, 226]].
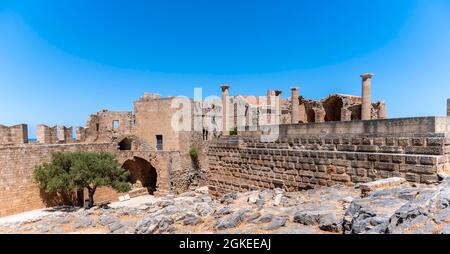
[[36, 124, 74, 144], [279, 116, 450, 136], [0, 124, 28, 145]]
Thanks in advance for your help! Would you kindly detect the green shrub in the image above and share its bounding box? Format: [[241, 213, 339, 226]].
[[34, 151, 131, 208], [189, 147, 199, 158], [229, 127, 238, 136]]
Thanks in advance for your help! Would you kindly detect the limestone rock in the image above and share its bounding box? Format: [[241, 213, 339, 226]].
[[214, 211, 245, 230], [359, 177, 407, 197], [219, 192, 238, 204], [195, 186, 209, 195], [265, 216, 287, 230]]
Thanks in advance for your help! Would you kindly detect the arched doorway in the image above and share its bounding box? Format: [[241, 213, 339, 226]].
[[122, 157, 157, 194], [118, 138, 133, 150], [323, 96, 344, 122], [349, 105, 361, 120], [306, 108, 316, 123]]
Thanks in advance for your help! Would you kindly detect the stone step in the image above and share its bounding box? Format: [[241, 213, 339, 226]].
[[128, 188, 150, 198]]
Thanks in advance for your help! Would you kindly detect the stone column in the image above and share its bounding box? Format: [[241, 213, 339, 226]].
[[447, 99, 450, 116], [266, 89, 275, 124], [221, 85, 230, 135], [274, 90, 283, 124], [290, 87, 300, 124], [361, 73, 374, 120]]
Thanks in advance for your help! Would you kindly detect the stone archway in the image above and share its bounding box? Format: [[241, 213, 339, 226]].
[[323, 96, 344, 122], [306, 108, 316, 123], [122, 157, 157, 194], [118, 138, 133, 151]]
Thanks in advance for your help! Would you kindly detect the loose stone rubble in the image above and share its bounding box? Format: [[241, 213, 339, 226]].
[[0, 177, 449, 234]]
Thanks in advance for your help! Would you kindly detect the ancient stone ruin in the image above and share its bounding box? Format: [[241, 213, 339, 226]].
[[0, 73, 449, 234]]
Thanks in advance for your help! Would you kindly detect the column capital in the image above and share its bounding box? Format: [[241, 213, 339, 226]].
[[274, 90, 283, 96], [360, 73, 374, 80], [290, 86, 299, 91], [221, 84, 230, 92]]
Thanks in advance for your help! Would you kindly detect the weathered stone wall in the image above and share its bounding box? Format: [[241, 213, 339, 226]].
[[207, 117, 450, 195], [36, 125, 74, 144], [169, 131, 210, 192], [0, 124, 28, 145], [134, 95, 180, 151], [0, 140, 195, 216], [0, 143, 117, 216], [85, 110, 135, 142]]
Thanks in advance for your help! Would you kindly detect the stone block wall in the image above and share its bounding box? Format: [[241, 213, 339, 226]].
[[0, 124, 28, 145], [75, 127, 86, 142], [85, 110, 135, 142], [0, 140, 194, 216], [134, 96, 182, 151], [0, 143, 118, 216], [207, 117, 450, 196]]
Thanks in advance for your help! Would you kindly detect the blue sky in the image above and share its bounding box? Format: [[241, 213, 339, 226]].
[[1, 0, 450, 137]]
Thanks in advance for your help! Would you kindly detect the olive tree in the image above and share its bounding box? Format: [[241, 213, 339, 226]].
[[34, 151, 131, 208]]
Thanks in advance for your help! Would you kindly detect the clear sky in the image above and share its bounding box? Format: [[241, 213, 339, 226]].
[[1, 0, 450, 137]]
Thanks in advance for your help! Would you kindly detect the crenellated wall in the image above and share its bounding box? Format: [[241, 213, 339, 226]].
[[207, 117, 450, 195], [0, 124, 28, 145], [36, 125, 74, 144]]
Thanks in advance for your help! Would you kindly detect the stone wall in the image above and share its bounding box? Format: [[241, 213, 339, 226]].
[[0, 140, 195, 216], [36, 125, 74, 144], [133, 95, 183, 151], [207, 117, 450, 196], [84, 110, 135, 142], [0, 124, 28, 145], [0, 143, 117, 216]]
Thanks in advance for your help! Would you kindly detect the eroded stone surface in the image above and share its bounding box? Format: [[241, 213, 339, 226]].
[[1, 180, 450, 234]]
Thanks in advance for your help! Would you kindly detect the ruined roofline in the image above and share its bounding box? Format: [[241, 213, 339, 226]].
[[94, 109, 134, 114]]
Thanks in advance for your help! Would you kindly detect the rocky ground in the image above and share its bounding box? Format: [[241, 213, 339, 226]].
[[0, 177, 450, 234]]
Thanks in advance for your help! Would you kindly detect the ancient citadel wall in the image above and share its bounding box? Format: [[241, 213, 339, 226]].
[[207, 117, 450, 195], [0, 143, 194, 216], [0, 139, 195, 216]]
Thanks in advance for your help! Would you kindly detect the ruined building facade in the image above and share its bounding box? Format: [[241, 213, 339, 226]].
[[219, 73, 386, 133]]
